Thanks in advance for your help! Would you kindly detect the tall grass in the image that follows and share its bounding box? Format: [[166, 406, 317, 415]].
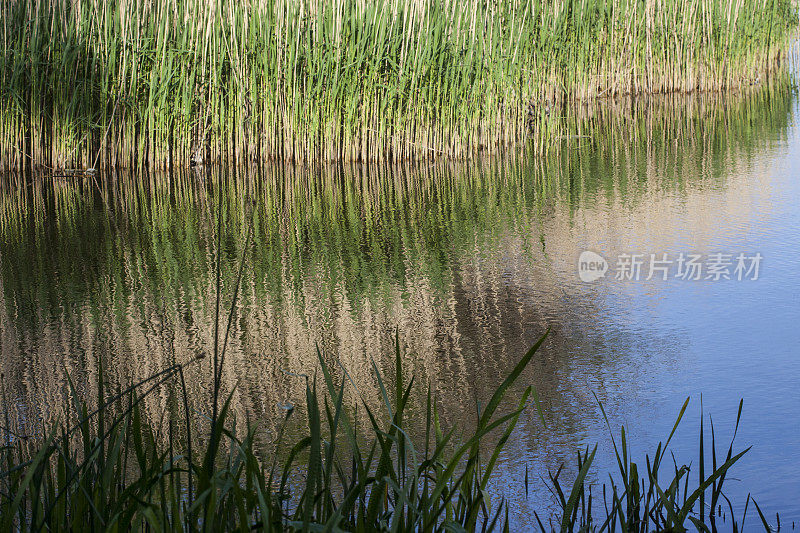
[[0, 333, 775, 531], [0, 0, 797, 170]]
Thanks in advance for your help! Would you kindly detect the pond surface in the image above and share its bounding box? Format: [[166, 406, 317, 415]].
[[1, 82, 799, 527]]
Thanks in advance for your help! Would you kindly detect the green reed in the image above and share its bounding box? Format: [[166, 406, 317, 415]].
[[0, 331, 775, 531], [0, 0, 797, 170]]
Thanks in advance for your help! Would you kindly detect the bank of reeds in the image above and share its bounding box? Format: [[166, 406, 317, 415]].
[[0, 0, 797, 170]]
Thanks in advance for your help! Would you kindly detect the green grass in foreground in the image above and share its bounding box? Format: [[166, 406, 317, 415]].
[[0, 0, 797, 169], [0, 333, 778, 531]]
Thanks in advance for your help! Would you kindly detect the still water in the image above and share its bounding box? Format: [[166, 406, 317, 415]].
[[1, 82, 799, 526]]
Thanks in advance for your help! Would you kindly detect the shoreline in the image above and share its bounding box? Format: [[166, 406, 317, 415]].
[[0, 65, 794, 177]]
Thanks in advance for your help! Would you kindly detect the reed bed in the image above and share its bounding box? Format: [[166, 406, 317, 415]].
[[0, 0, 797, 170]]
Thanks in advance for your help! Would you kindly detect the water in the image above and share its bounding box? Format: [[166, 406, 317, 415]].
[[1, 83, 799, 526]]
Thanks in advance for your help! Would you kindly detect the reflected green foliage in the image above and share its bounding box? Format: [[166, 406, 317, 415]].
[[0, 78, 794, 330]]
